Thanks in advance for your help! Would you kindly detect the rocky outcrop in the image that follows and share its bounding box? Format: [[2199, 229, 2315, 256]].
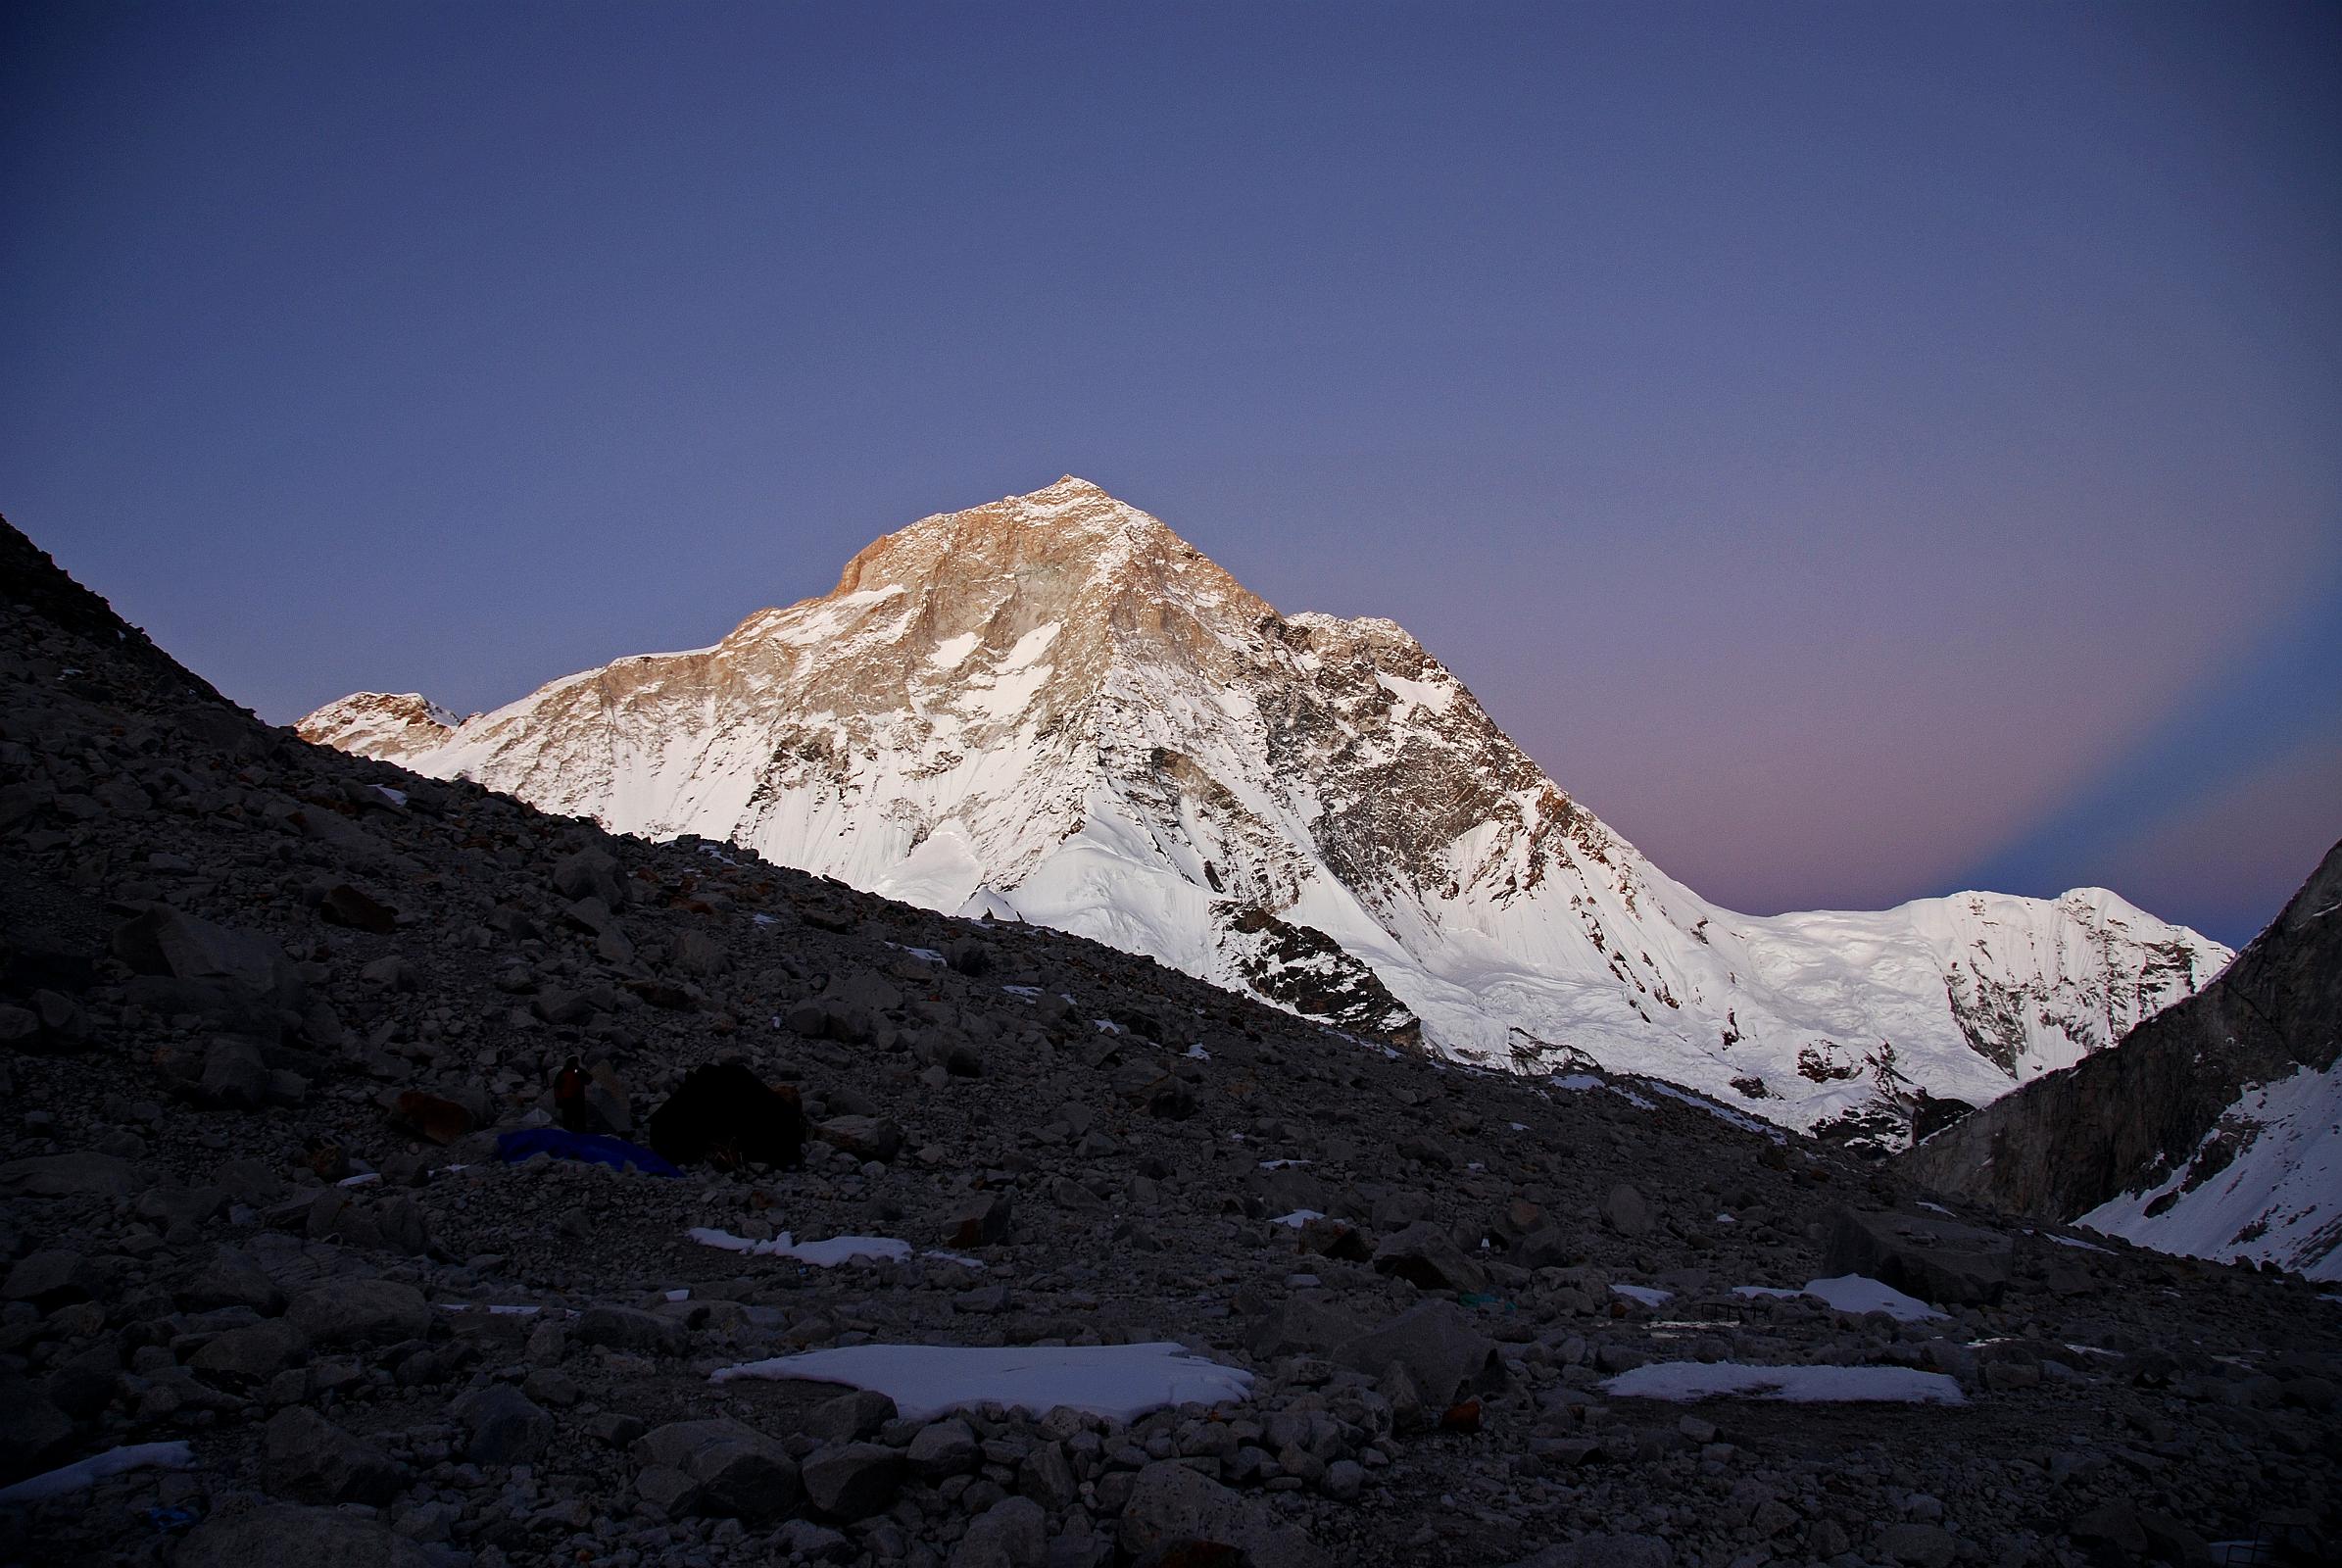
[[1902, 839, 2342, 1277]]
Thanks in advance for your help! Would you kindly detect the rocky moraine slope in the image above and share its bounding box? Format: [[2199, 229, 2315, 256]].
[[1, 514, 2336, 1568], [302, 479, 2229, 1151]]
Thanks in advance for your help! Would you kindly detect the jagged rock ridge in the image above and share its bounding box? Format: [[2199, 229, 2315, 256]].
[[1903, 838, 2342, 1280], [302, 477, 2230, 1143]]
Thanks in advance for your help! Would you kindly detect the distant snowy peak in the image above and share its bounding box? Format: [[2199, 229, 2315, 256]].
[[294, 691, 460, 761], [300, 477, 2231, 1145]]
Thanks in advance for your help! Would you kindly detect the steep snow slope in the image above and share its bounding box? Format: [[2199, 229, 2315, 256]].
[[300, 477, 2228, 1143], [2079, 1060, 2342, 1281]]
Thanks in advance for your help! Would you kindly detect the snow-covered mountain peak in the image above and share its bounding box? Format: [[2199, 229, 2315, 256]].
[[294, 691, 461, 762], [300, 478, 2230, 1147]]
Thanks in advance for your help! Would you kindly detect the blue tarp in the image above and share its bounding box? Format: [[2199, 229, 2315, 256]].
[[495, 1128, 682, 1178]]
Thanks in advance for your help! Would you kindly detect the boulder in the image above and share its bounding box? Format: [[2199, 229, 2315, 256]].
[[287, 1278, 431, 1345], [575, 1304, 689, 1356], [952, 1495, 1047, 1568], [318, 883, 398, 934], [1371, 1221, 1488, 1293], [3, 1250, 91, 1309], [1334, 1300, 1506, 1407], [263, 1406, 406, 1504], [111, 905, 302, 1011], [1598, 1183, 1656, 1238], [1825, 1206, 2012, 1306], [804, 1388, 898, 1443], [1117, 1459, 1333, 1568], [174, 1502, 438, 1568], [632, 1418, 801, 1519], [179, 1246, 285, 1314], [553, 846, 626, 907], [200, 1038, 271, 1108], [192, 1318, 311, 1383], [817, 1114, 905, 1164], [454, 1383, 556, 1464], [799, 1440, 904, 1519], [906, 1417, 980, 1479], [944, 1192, 1013, 1249], [0, 1151, 138, 1200]]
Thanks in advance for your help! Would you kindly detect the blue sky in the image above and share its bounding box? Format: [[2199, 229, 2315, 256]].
[[3, 1, 2335, 945]]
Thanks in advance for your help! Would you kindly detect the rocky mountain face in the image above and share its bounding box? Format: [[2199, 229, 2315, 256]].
[[1903, 839, 2342, 1281], [304, 478, 2228, 1149], [4, 513, 2339, 1567]]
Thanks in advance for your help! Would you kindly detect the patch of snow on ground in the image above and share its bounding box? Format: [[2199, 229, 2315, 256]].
[[1611, 1284, 1672, 1307], [2039, 1232, 2112, 1253], [1802, 1274, 1944, 1322], [1640, 1080, 1788, 1143], [0, 1443, 196, 1504], [1603, 1362, 1967, 1404], [691, 1227, 912, 1267], [1272, 1209, 1326, 1228], [712, 1342, 1253, 1421]]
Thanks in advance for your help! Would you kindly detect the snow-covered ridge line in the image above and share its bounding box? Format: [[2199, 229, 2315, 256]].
[[299, 477, 2229, 1148]]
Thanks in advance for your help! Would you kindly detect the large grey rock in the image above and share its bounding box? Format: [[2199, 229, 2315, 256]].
[[1117, 1459, 1333, 1568], [454, 1383, 556, 1464], [192, 1317, 310, 1383], [953, 1494, 1047, 1568], [201, 1037, 270, 1108], [287, 1278, 431, 1345], [906, 1416, 980, 1479], [1334, 1299, 1505, 1406], [1370, 1220, 1488, 1293], [173, 1501, 437, 1568], [1824, 1206, 2012, 1306], [632, 1418, 801, 1519], [575, 1303, 688, 1355], [264, 1406, 406, 1504], [180, 1246, 285, 1314], [799, 1441, 903, 1519], [0, 1377, 73, 1475], [1598, 1183, 1656, 1238], [553, 846, 626, 907], [3, 1250, 90, 1307], [817, 1114, 904, 1163], [1247, 1294, 1362, 1360], [110, 905, 302, 1010], [0, 1151, 138, 1199], [804, 1387, 897, 1443]]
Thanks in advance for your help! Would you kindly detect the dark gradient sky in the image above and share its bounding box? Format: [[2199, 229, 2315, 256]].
[[4, 3, 2336, 947]]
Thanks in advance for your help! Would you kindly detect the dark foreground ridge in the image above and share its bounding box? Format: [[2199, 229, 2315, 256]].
[[1, 512, 2336, 1568]]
